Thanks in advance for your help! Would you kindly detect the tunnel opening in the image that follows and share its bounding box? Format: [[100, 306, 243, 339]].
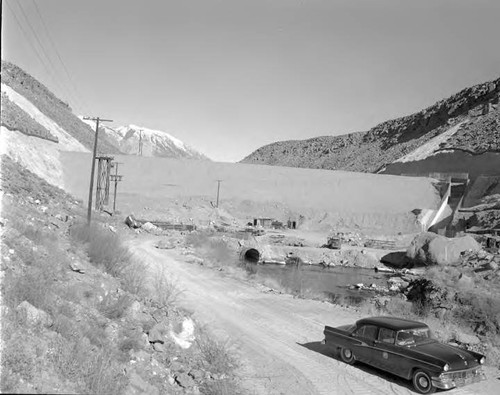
[[240, 248, 260, 263]]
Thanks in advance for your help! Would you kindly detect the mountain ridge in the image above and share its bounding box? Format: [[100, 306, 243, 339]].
[[241, 77, 500, 174]]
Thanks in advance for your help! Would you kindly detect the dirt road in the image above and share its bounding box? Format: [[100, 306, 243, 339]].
[[130, 238, 500, 395]]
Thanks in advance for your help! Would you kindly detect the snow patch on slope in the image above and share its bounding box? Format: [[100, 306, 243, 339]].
[[395, 121, 468, 163], [79, 117, 125, 143], [1, 83, 88, 153], [114, 125, 208, 159]]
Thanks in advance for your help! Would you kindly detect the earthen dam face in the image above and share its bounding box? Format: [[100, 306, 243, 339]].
[[59, 153, 441, 234]]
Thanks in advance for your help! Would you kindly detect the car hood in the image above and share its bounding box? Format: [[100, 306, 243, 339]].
[[415, 341, 480, 370]]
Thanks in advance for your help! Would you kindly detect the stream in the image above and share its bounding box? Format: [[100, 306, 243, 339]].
[[245, 262, 392, 304]]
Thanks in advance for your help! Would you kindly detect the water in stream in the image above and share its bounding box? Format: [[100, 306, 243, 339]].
[[246, 263, 391, 304]]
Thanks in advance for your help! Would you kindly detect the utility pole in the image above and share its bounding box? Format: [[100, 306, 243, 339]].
[[138, 130, 143, 156], [110, 162, 123, 212], [216, 179, 222, 208], [83, 116, 113, 224]]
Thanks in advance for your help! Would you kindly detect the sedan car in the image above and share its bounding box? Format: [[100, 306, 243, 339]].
[[322, 316, 485, 394]]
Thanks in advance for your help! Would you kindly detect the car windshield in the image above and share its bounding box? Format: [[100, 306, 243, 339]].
[[396, 328, 432, 346]]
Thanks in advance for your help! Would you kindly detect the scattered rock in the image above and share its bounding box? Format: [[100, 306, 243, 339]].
[[16, 301, 53, 328], [457, 273, 474, 289], [69, 260, 85, 274], [153, 342, 167, 353], [131, 350, 150, 363], [141, 222, 159, 233], [126, 301, 142, 319], [175, 372, 195, 389], [189, 369, 204, 381], [125, 215, 141, 229], [156, 239, 176, 249], [454, 331, 480, 345], [151, 308, 167, 323], [125, 371, 159, 395], [148, 322, 167, 343]]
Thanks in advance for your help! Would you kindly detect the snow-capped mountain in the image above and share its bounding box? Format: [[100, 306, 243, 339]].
[[80, 119, 209, 160]]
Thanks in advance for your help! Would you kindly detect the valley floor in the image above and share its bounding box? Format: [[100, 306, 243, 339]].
[[129, 236, 500, 395]]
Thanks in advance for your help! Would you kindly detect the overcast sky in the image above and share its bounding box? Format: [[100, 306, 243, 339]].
[[3, 0, 500, 162]]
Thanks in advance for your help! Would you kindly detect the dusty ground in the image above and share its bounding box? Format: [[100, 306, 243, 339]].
[[129, 235, 500, 395]]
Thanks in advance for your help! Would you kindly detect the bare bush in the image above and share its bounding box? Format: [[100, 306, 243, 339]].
[[152, 268, 182, 308], [51, 338, 127, 395], [70, 221, 147, 295], [195, 328, 238, 375], [98, 294, 133, 320]]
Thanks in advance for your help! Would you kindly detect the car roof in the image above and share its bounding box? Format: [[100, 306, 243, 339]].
[[356, 316, 429, 331]]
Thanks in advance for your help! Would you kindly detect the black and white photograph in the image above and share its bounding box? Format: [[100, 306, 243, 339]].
[[1, 1, 499, 394]]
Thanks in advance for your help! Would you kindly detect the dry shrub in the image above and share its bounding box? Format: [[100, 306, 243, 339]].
[[452, 293, 500, 335], [98, 294, 133, 320], [70, 222, 132, 276], [3, 262, 56, 314], [1, 333, 37, 382], [152, 268, 182, 308], [53, 314, 78, 340], [195, 329, 237, 375], [70, 221, 146, 295], [51, 337, 127, 395], [11, 218, 58, 246], [383, 297, 415, 319], [120, 258, 148, 296]]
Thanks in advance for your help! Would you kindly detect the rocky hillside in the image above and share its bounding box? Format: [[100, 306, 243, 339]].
[[1, 61, 119, 155], [81, 121, 209, 160], [241, 78, 500, 173]]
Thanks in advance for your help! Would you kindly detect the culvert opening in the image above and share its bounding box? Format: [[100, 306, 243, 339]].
[[240, 248, 260, 263]]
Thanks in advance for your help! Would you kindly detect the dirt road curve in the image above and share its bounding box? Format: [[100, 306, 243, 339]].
[[130, 238, 500, 395]]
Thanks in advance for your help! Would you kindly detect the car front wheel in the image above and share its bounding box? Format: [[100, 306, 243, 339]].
[[339, 347, 355, 365], [412, 369, 436, 394]]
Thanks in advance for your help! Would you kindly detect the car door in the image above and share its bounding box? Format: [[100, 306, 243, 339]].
[[373, 327, 398, 372], [351, 324, 378, 364]]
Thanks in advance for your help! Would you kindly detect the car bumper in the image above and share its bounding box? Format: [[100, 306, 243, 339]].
[[432, 368, 485, 390]]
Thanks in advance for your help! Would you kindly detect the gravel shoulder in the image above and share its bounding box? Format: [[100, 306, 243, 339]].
[[129, 237, 500, 395]]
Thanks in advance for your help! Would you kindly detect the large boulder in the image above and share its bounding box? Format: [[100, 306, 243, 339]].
[[406, 232, 481, 266], [16, 301, 53, 328]]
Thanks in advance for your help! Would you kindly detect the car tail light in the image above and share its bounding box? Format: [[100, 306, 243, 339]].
[[479, 356, 485, 364], [443, 363, 450, 372]]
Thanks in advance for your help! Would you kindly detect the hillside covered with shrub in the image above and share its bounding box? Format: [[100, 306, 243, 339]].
[[0, 155, 241, 394]]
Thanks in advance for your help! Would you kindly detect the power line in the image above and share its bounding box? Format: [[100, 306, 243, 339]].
[[30, 0, 90, 114], [15, 0, 81, 108], [6, 0, 83, 113]]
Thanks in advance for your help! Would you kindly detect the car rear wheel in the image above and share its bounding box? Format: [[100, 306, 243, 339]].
[[412, 369, 436, 394], [339, 347, 355, 365]]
